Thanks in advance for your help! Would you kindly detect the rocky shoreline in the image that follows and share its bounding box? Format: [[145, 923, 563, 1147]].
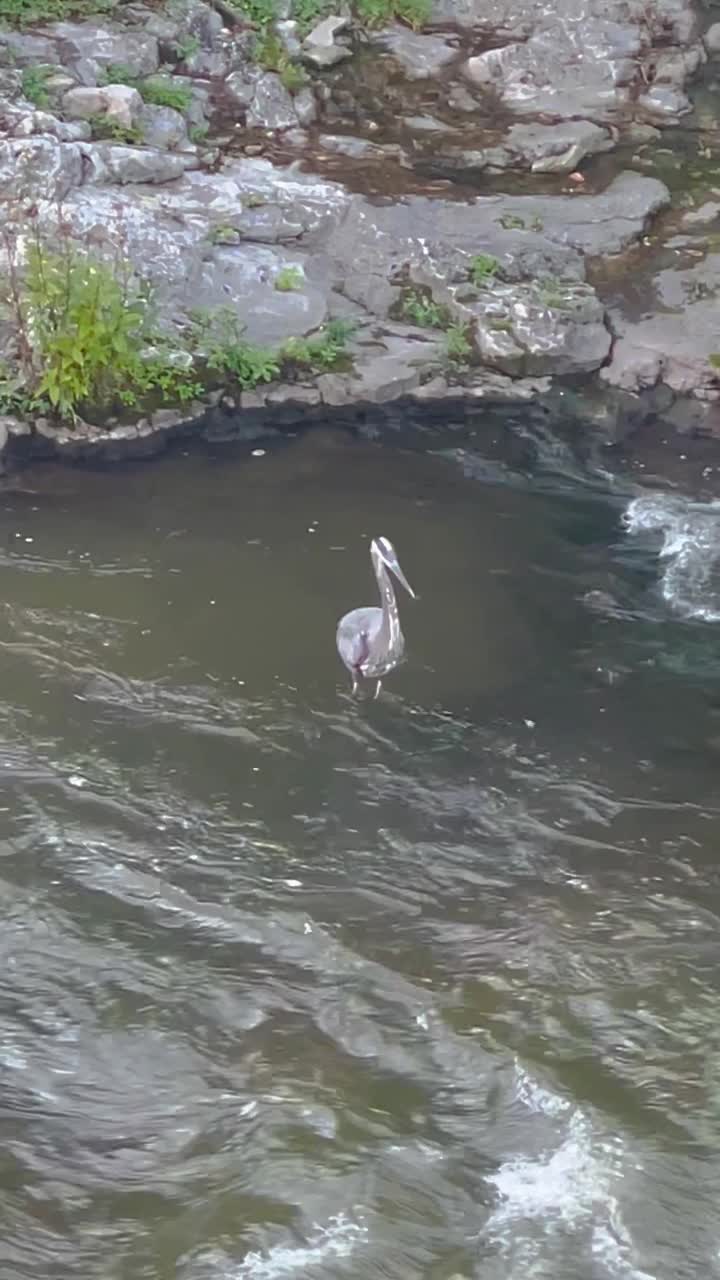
[[2, 0, 720, 469]]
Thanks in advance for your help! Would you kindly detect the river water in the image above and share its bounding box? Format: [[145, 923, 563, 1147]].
[[2, 418, 720, 1280]]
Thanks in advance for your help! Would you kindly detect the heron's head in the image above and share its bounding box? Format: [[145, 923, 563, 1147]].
[[372, 536, 416, 598]]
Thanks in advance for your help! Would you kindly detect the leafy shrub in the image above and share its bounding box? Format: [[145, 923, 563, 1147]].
[[1, 220, 201, 420], [469, 253, 500, 287], [274, 266, 304, 292]]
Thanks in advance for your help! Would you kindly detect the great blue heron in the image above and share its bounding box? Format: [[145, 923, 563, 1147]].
[[336, 536, 416, 698]]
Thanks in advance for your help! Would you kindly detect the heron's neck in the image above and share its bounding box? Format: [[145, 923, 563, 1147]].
[[375, 558, 400, 647]]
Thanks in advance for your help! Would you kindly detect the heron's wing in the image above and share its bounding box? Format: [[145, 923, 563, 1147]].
[[336, 608, 382, 669]]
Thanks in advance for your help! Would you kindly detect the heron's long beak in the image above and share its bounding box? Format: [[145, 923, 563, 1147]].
[[389, 561, 415, 599]]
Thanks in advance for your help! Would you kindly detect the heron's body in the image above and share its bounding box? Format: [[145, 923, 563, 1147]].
[[336, 537, 415, 697]]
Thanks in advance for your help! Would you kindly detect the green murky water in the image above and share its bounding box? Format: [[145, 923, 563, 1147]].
[[1, 419, 720, 1280]]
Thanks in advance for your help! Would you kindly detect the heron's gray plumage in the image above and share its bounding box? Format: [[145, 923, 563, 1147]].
[[336, 537, 415, 697]]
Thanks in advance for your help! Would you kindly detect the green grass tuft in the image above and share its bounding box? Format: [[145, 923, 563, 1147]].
[[274, 266, 304, 292]]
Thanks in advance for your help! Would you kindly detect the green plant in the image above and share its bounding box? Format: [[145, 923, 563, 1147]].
[[291, 0, 334, 32], [0, 0, 112, 28], [89, 115, 143, 145], [102, 62, 139, 86], [469, 253, 500, 287], [173, 33, 201, 62], [282, 318, 355, 371], [445, 322, 472, 364], [1, 220, 201, 420], [280, 59, 308, 92], [140, 75, 192, 112], [489, 317, 513, 332], [246, 193, 267, 208], [189, 121, 210, 145], [530, 215, 544, 232], [21, 64, 52, 108], [535, 276, 571, 310], [0, 368, 45, 417], [709, 353, 720, 370], [498, 213, 526, 230], [211, 224, 241, 244], [274, 265, 304, 292], [253, 31, 306, 88], [398, 288, 448, 329], [232, 0, 277, 27], [191, 307, 280, 388], [355, 0, 429, 27], [102, 66, 193, 112]]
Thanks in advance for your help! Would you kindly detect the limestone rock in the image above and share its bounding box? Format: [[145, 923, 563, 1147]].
[[140, 104, 189, 151], [62, 85, 106, 119], [705, 22, 720, 53], [63, 83, 143, 127], [81, 142, 189, 184], [451, 0, 699, 129], [681, 202, 720, 228], [103, 83, 144, 129], [0, 137, 82, 200], [44, 22, 160, 77], [603, 255, 720, 398], [294, 86, 317, 126], [225, 68, 257, 109], [302, 16, 352, 68], [246, 74, 297, 130], [373, 25, 457, 79], [0, 31, 57, 65]]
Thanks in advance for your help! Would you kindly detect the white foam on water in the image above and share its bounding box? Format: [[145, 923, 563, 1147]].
[[485, 1067, 654, 1279], [232, 1214, 366, 1279], [487, 1107, 608, 1229], [623, 494, 720, 621]]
